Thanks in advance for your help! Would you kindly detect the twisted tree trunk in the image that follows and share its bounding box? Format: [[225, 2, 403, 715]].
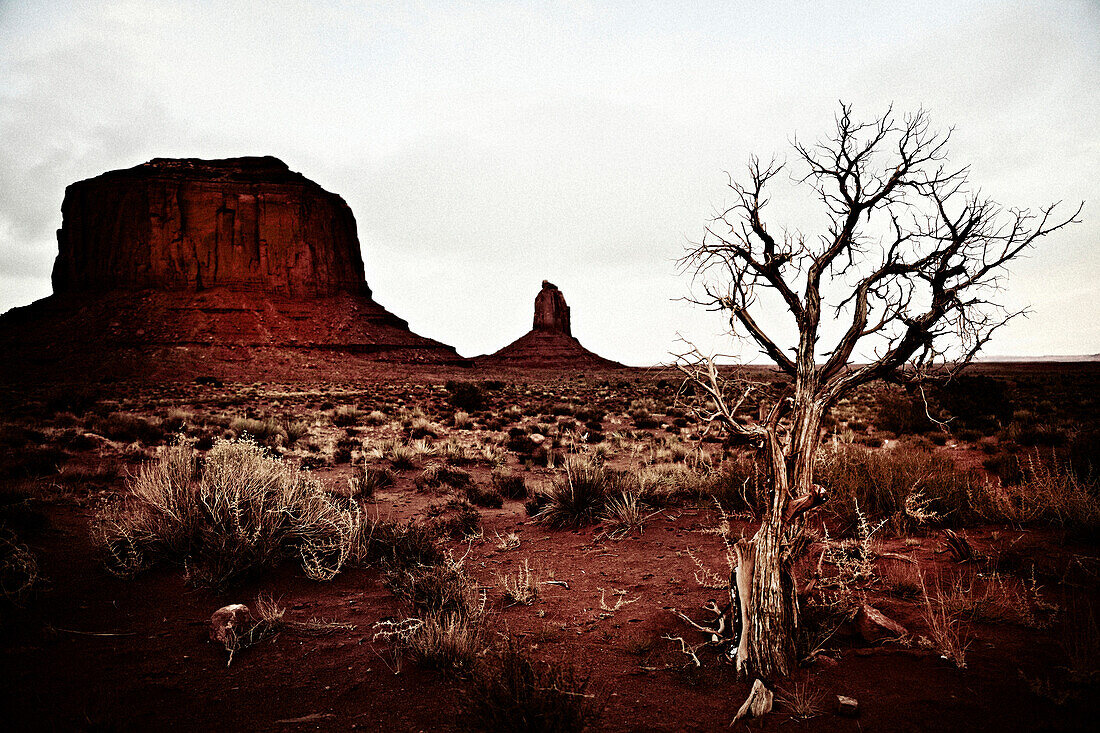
[[739, 400, 825, 679]]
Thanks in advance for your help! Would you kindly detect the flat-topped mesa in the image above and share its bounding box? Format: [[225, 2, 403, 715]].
[[1, 156, 471, 381], [52, 156, 368, 297], [532, 280, 571, 335]]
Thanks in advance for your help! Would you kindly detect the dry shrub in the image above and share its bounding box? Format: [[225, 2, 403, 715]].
[[460, 639, 602, 732], [95, 439, 362, 587], [376, 555, 486, 674], [975, 453, 1100, 532], [491, 467, 527, 499], [0, 526, 39, 605], [817, 444, 977, 532]]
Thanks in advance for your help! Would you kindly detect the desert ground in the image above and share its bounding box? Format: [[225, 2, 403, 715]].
[[1, 362, 1097, 731]]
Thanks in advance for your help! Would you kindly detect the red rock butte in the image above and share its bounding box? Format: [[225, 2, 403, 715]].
[[0, 156, 468, 381], [479, 281, 622, 368]]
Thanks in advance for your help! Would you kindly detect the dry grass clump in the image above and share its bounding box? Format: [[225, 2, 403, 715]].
[[351, 465, 394, 501], [332, 405, 364, 426], [776, 679, 826, 720], [601, 491, 650, 539], [499, 559, 541, 606], [376, 555, 487, 674], [460, 639, 602, 732], [490, 467, 527, 500], [95, 439, 362, 587], [532, 456, 608, 529], [387, 440, 419, 470], [359, 518, 444, 569], [416, 463, 473, 492], [918, 571, 970, 669], [817, 444, 976, 532], [94, 412, 167, 444], [938, 567, 1057, 629], [976, 453, 1100, 532], [466, 483, 504, 509], [229, 416, 286, 445], [702, 454, 766, 515]]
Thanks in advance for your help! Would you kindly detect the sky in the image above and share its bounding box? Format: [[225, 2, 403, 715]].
[[1, 0, 1097, 365]]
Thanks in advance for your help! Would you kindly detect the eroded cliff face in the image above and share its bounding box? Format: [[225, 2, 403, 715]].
[[52, 157, 368, 297]]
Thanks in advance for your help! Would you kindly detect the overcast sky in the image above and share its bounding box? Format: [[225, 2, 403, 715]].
[[1, 0, 1097, 365]]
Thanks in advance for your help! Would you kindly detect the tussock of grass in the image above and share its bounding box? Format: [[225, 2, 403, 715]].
[[466, 484, 504, 509], [95, 439, 362, 587], [416, 463, 473, 492], [918, 571, 970, 669], [332, 405, 364, 426], [533, 457, 608, 529], [229, 416, 285, 445], [94, 412, 166, 444], [601, 491, 649, 539], [352, 465, 394, 501], [376, 555, 486, 674]]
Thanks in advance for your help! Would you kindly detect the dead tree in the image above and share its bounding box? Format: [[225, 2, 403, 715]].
[[677, 103, 1082, 679]]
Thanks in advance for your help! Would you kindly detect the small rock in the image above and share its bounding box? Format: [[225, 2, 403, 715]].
[[529, 434, 546, 445], [857, 604, 907, 643], [836, 695, 859, 717], [210, 603, 253, 645], [815, 653, 839, 668]]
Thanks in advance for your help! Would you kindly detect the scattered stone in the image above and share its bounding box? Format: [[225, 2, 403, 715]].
[[732, 678, 773, 723], [857, 604, 907, 643], [209, 603, 254, 645], [836, 695, 859, 717]]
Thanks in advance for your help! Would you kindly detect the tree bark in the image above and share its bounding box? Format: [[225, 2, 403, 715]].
[[743, 401, 824, 679]]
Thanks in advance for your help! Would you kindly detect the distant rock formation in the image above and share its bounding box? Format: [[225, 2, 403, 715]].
[[52, 157, 366, 297], [532, 280, 571, 335], [0, 157, 467, 382], [480, 281, 621, 368]]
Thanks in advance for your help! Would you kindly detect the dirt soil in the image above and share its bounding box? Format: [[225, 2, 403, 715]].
[[2, 366, 1098, 732]]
